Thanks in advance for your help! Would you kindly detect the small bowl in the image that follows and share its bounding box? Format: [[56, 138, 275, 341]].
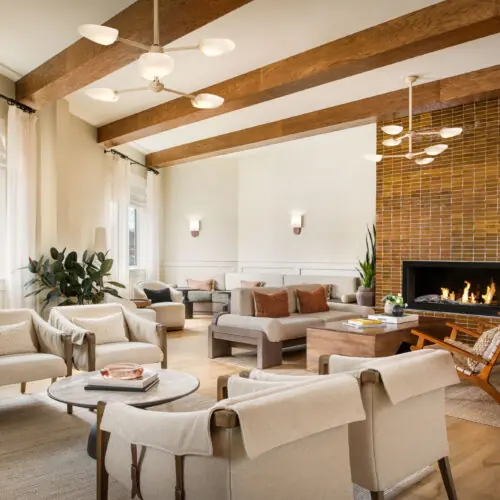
[[100, 363, 144, 380]]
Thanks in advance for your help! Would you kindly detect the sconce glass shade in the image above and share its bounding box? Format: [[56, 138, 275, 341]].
[[363, 154, 383, 163], [291, 214, 303, 228], [199, 38, 235, 57], [78, 24, 119, 45], [189, 220, 200, 232], [439, 127, 463, 138], [138, 52, 175, 81], [85, 88, 119, 102], [191, 93, 224, 109], [425, 144, 448, 156], [381, 125, 403, 135], [94, 227, 108, 252], [383, 137, 402, 147], [415, 157, 434, 165]]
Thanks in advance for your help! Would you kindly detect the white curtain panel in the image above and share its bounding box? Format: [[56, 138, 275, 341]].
[[108, 156, 130, 298], [5, 107, 38, 308], [143, 171, 161, 280]]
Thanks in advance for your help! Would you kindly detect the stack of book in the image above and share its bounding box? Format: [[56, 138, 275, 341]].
[[85, 368, 159, 392], [343, 318, 384, 329]]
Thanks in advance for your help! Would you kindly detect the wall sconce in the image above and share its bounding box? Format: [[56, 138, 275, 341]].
[[190, 220, 200, 237], [291, 214, 303, 235]]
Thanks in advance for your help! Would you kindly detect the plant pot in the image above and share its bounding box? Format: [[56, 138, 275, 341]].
[[384, 301, 395, 315], [356, 286, 375, 307]]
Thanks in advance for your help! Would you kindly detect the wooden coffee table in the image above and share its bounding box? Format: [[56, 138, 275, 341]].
[[306, 316, 448, 371]]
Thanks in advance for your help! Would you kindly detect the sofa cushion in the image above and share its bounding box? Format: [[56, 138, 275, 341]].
[[0, 353, 66, 386], [72, 313, 129, 345], [144, 287, 172, 304], [187, 279, 214, 291], [188, 291, 213, 303], [254, 290, 290, 318], [0, 321, 37, 356], [296, 287, 329, 314], [300, 311, 359, 323]]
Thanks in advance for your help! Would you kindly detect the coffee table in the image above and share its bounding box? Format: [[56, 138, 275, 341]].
[[306, 316, 448, 371], [175, 287, 200, 319], [48, 370, 200, 458]]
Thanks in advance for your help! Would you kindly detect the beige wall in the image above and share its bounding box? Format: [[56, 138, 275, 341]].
[[160, 124, 376, 283]]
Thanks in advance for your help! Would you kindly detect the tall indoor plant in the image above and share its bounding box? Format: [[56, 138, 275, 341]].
[[355, 224, 376, 306], [24, 247, 125, 311]]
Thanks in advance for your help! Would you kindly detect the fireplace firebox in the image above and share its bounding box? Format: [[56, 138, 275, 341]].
[[403, 261, 500, 317]]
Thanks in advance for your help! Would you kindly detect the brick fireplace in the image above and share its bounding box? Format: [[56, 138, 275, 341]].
[[376, 97, 500, 327]]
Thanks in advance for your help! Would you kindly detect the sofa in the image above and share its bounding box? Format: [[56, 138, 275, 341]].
[[209, 284, 373, 368]]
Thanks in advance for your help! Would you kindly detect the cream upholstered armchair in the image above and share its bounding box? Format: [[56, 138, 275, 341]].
[[96, 374, 365, 500], [134, 280, 185, 330], [0, 309, 71, 396], [49, 303, 166, 371]]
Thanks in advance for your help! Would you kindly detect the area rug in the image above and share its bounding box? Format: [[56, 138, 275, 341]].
[[215, 350, 500, 428], [0, 393, 434, 499]]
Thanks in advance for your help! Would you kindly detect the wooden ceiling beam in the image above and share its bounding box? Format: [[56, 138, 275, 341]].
[[146, 65, 500, 167], [15, 0, 251, 108], [99, 0, 500, 147]]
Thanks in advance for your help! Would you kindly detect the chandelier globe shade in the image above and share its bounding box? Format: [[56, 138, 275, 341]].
[[78, 24, 119, 45], [199, 38, 236, 56], [440, 127, 463, 138], [415, 157, 435, 165], [425, 144, 448, 156], [138, 52, 175, 81], [191, 93, 225, 109], [364, 154, 383, 163], [381, 125, 403, 135], [85, 88, 119, 102], [383, 137, 402, 147]]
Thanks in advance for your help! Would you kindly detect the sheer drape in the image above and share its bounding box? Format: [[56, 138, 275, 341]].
[[108, 156, 130, 297], [5, 107, 38, 308], [143, 172, 161, 280]]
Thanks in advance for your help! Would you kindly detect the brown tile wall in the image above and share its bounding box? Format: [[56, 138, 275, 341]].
[[376, 97, 500, 329]]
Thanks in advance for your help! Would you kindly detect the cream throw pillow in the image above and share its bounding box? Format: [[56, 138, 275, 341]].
[[0, 321, 37, 356], [72, 313, 129, 345]]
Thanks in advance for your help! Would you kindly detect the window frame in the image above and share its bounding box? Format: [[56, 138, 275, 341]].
[[128, 204, 139, 268]]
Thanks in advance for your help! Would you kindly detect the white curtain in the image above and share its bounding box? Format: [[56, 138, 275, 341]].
[[143, 171, 161, 280], [5, 107, 38, 308], [108, 156, 130, 297]]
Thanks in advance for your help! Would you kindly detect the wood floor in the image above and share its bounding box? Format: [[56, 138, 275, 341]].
[[1, 316, 498, 499]]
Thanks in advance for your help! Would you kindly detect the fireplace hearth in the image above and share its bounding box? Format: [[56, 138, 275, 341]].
[[403, 261, 500, 317]]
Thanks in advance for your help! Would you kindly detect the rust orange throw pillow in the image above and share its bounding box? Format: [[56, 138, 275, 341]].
[[296, 287, 329, 314], [186, 279, 215, 291], [253, 290, 290, 318]]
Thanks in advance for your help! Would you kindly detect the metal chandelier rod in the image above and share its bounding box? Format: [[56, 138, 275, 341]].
[[105, 148, 160, 175]]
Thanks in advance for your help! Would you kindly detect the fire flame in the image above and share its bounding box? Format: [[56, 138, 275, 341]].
[[440, 280, 496, 304]]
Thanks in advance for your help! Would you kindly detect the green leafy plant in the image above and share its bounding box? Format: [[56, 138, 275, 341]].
[[24, 247, 125, 311], [382, 293, 406, 307], [356, 224, 376, 288]]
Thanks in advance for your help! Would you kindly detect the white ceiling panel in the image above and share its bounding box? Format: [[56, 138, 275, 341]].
[[66, 0, 442, 126]]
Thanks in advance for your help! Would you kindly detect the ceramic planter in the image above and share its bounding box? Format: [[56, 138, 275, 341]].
[[356, 286, 375, 306]]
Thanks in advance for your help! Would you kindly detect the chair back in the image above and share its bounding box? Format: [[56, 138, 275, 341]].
[[0, 308, 38, 350], [134, 280, 170, 299], [50, 303, 124, 320]]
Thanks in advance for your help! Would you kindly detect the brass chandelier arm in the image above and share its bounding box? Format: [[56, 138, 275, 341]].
[[117, 37, 150, 51], [162, 87, 195, 98], [163, 45, 200, 53], [116, 87, 149, 95]]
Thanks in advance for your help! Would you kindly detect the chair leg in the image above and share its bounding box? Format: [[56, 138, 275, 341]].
[[20, 382, 26, 394], [438, 457, 458, 500], [67, 404, 73, 415], [257, 336, 282, 369], [478, 379, 500, 404], [370, 492, 384, 500]]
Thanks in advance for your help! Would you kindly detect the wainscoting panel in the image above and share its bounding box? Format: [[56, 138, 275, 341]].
[[161, 261, 238, 288]]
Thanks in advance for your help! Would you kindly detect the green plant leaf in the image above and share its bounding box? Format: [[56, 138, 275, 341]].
[[50, 247, 59, 260], [57, 248, 66, 262], [64, 251, 78, 268], [100, 259, 113, 275], [74, 263, 86, 279], [107, 280, 126, 289], [52, 261, 63, 273], [97, 252, 105, 263], [24, 287, 47, 298]]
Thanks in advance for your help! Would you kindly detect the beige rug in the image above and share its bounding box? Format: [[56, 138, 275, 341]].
[[216, 349, 500, 428], [0, 393, 434, 500]]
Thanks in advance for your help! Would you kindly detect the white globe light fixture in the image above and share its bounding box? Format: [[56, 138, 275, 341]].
[[425, 144, 448, 156], [191, 93, 225, 109], [364, 154, 383, 163], [440, 127, 463, 138], [138, 52, 175, 81], [415, 157, 435, 165], [78, 24, 119, 45], [199, 38, 236, 57], [85, 88, 119, 102], [383, 137, 402, 147], [381, 125, 403, 135]]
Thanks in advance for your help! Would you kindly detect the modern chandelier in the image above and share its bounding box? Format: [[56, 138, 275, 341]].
[[364, 75, 463, 166], [78, 0, 234, 109]]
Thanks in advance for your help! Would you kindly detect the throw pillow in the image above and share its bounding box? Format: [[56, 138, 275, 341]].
[[187, 279, 215, 291], [144, 287, 172, 304], [241, 280, 265, 287], [0, 321, 37, 356], [253, 290, 290, 318], [296, 287, 329, 314], [72, 313, 129, 345]]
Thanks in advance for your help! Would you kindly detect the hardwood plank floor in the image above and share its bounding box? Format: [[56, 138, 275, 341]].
[[1, 316, 498, 499]]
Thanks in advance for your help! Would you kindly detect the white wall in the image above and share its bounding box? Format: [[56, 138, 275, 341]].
[[161, 124, 376, 283]]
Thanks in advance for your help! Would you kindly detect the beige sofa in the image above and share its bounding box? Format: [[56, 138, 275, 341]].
[[209, 284, 373, 368]]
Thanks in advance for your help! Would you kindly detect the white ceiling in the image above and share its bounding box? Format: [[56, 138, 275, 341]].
[[0, 0, 135, 79], [65, 0, 442, 126], [136, 34, 500, 153]]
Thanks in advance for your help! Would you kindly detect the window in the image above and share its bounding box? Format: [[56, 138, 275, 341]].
[[128, 206, 138, 267]]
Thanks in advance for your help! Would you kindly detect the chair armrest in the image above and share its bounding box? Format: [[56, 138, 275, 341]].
[[157, 324, 167, 369], [445, 322, 481, 339], [169, 288, 183, 303], [411, 329, 485, 363], [473, 318, 498, 333]]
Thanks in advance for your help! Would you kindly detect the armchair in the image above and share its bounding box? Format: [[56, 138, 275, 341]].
[[0, 309, 72, 409], [49, 303, 167, 371], [134, 280, 185, 330], [412, 319, 500, 403]]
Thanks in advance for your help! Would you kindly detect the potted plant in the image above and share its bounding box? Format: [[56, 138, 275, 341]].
[[381, 292, 406, 315], [24, 247, 125, 311], [355, 224, 376, 306]]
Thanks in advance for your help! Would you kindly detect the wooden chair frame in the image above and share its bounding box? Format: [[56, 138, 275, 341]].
[[411, 320, 500, 404]]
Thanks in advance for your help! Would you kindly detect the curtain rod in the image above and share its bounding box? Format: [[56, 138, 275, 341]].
[[105, 148, 160, 175], [0, 93, 36, 114]]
